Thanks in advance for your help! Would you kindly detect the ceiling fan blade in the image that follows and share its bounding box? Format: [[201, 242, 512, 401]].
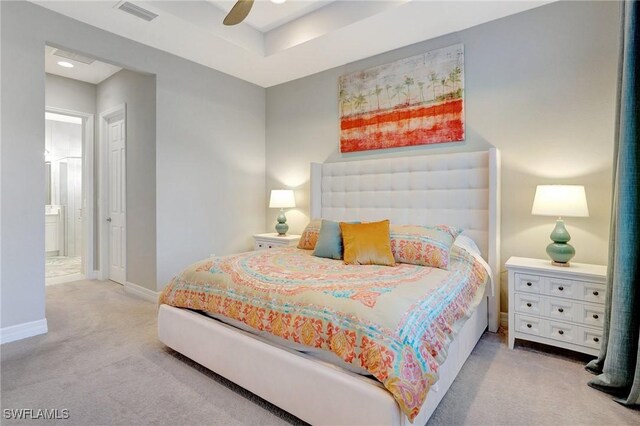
[[223, 0, 254, 26]]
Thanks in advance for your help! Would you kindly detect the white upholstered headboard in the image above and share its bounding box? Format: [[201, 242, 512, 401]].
[[310, 148, 501, 332]]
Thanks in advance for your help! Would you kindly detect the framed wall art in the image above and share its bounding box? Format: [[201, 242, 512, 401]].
[[339, 44, 464, 153]]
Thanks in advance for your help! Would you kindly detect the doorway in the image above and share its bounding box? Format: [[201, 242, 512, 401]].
[[44, 45, 155, 293], [44, 108, 95, 285]]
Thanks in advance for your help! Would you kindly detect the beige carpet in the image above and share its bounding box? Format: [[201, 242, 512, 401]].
[[1, 280, 638, 425]]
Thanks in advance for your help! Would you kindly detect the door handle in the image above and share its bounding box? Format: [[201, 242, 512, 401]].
[[106, 217, 112, 222]]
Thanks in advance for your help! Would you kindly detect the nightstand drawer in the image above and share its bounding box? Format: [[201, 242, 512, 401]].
[[514, 293, 542, 316], [544, 297, 575, 322], [580, 327, 603, 350], [547, 320, 578, 344], [582, 282, 606, 304], [255, 240, 288, 250], [579, 304, 605, 328], [515, 273, 543, 294], [547, 277, 577, 299], [514, 314, 543, 336], [255, 241, 270, 250]]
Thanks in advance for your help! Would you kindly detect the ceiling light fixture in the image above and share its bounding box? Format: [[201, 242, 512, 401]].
[[57, 61, 74, 68]]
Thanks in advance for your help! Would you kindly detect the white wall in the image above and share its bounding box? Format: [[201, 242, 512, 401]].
[[0, 1, 265, 333], [265, 0, 619, 312], [97, 69, 157, 290], [45, 73, 96, 115]]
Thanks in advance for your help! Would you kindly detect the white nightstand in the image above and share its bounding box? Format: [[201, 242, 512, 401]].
[[253, 233, 300, 251], [506, 257, 607, 356]]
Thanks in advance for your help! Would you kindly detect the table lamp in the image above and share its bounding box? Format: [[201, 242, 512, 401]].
[[531, 185, 589, 266], [269, 189, 296, 236]]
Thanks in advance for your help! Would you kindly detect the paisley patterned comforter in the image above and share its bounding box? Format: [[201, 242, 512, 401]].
[[159, 245, 488, 422]]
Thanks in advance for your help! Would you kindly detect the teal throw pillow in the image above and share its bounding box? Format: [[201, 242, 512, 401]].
[[313, 219, 348, 260]]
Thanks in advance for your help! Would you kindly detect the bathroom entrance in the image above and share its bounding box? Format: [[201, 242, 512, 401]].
[[45, 109, 93, 284]]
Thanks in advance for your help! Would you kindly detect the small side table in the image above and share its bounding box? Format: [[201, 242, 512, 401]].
[[253, 233, 300, 251], [506, 256, 607, 356]]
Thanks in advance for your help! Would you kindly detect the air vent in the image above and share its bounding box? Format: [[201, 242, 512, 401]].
[[53, 49, 95, 65], [115, 1, 158, 22]]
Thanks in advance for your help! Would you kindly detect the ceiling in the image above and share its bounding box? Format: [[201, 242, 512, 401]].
[[34, 1, 553, 88], [45, 45, 122, 84]]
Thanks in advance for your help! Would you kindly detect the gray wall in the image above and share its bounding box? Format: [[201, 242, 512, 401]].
[[97, 69, 157, 290], [45, 73, 96, 115], [265, 1, 619, 312], [0, 1, 265, 330]]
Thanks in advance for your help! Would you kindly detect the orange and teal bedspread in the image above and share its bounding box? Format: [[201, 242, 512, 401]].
[[159, 245, 488, 422]]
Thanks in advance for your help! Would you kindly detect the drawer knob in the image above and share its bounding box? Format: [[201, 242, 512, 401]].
[[526, 302, 532, 308], [593, 337, 600, 343], [558, 308, 564, 313], [593, 314, 599, 319], [593, 291, 599, 296], [558, 286, 564, 291], [558, 330, 564, 335], [526, 323, 532, 328], [526, 282, 532, 287]]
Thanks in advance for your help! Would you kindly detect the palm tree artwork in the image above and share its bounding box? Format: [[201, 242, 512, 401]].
[[374, 85, 383, 111], [428, 72, 439, 101], [440, 78, 449, 99], [404, 76, 415, 105], [338, 44, 464, 152], [449, 66, 462, 96], [418, 82, 425, 103], [352, 93, 368, 113], [394, 83, 406, 107], [339, 84, 351, 116], [385, 84, 395, 108]]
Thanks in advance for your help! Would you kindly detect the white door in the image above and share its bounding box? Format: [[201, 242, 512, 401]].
[[107, 118, 126, 284]]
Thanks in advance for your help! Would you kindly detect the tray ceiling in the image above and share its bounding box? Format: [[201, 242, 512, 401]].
[[33, 1, 553, 87]]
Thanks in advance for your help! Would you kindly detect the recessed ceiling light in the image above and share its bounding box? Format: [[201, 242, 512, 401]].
[[57, 61, 74, 68], [271, 0, 286, 4]]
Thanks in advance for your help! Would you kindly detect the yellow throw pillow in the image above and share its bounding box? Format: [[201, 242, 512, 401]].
[[340, 220, 395, 266]]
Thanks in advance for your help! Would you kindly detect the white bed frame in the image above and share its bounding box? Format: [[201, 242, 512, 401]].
[[158, 148, 501, 425]]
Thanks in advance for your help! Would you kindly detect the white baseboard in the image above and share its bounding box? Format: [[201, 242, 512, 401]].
[[500, 312, 508, 330], [124, 281, 160, 303], [0, 319, 48, 345]]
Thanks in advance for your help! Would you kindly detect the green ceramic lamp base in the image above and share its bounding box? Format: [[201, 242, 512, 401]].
[[275, 209, 289, 236], [546, 218, 575, 266]]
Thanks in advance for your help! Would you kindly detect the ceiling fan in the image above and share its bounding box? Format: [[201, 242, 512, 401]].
[[223, 0, 253, 25], [223, 0, 286, 26]]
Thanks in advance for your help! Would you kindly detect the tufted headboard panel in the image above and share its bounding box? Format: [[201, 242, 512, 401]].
[[310, 148, 501, 331]]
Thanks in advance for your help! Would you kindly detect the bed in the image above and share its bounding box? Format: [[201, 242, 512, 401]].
[[158, 148, 501, 425]]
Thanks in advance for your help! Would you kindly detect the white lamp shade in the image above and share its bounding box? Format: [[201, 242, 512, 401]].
[[531, 185, 589, 217], [269, 189, 296, 209]]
